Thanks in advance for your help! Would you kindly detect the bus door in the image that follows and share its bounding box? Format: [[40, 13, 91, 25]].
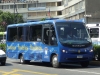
[[42, 24, 58, 62]]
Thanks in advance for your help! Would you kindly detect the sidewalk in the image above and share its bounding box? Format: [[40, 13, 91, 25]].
[[90, 61, 100, 66]]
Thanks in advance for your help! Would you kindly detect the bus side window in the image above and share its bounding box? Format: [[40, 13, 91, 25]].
[[50, 26, 57, 45], [18, 27, 24, 41], [30, 27, 36, 41], [43, 25, 57, 45], [43, 28, 49, 45], [7, 27, 17, 41], [25, 26, 30, 41], [30, 25, 42, 41]]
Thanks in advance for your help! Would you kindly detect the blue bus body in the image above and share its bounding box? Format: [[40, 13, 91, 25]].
[[6, 19, 94, 68]]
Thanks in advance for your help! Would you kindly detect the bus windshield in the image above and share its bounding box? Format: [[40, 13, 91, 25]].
[[56, 22, 91, 45]]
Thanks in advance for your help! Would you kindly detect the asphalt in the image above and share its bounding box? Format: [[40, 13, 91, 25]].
[[90, 61, 100, 66]]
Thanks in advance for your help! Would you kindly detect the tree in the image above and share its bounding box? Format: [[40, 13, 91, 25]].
[[41, 18, 46, 21], [0, 10, 24, 31]]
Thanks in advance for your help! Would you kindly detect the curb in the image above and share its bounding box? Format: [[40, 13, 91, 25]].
[[90, 61, 100, 66]]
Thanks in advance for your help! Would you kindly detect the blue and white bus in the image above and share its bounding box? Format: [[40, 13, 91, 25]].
[[6, 19, 94, 68]]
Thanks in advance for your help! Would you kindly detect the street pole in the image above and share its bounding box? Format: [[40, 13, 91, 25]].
[[36, 0, 38, 18], [14, 0, 15, 24]]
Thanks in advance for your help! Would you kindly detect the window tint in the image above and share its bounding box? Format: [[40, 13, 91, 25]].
[[25, 26, 30, 41], [30, 25, 42, 42], [18, 27, 24, 41], [50, 25, 57, 45], [43, 24, 57, 46], [7, 27, 17, 41], [7, 26, 24, 42], [90, 28, 99, 38], [43, 28, 50, 44]]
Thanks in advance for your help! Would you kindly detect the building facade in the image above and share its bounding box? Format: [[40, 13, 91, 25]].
[[0, 0, 100, 24]]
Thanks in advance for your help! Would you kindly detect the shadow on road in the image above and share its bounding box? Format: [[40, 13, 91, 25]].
[[0, 63, 13, 66], [11, 61, 100, 69], [12, 62, 52, 67]]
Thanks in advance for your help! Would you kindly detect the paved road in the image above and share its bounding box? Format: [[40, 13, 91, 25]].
[[0, 58, 100, 75]]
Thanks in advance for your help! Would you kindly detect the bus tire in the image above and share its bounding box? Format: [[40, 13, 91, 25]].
[[20, 55, 30, 64], [52, 55, 60, 68], [80, 61, 89, 67], [20, 55, 25, 64]]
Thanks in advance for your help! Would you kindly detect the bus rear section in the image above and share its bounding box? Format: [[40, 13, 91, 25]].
[[54, 21, 94, 68]]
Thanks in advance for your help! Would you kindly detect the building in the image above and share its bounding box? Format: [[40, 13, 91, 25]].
[[0, 0, 63, 21], [0, 0, 100, 24], [63, 0, 100, 24]]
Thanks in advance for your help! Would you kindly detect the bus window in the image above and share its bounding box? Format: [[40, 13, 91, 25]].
[[18, 27, 24, 41], [43, 24, 57, 45], [30, 25, 42, 41], [56, 22, 90, 44], [50, 25, 57, 45], [43, 27, 50, 45], [25, 26, 30, 41], [7, 27, 17, 41], [90, 28, 99, 38]]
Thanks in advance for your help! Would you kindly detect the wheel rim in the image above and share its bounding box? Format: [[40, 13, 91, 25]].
[[20, 56, 23, 63], [53, 56, 57, 65]]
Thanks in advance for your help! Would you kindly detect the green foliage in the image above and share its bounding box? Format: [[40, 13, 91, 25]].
[[0, 25, 5, 31], [41, 18, 46, 21], [0, 10, 24, 32], [0, 11, 24, 25], [93, 45, 100, 60], [0, 44, 6, 52]]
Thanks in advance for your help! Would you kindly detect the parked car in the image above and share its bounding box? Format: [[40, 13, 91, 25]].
[[0, 48, 6, 65]]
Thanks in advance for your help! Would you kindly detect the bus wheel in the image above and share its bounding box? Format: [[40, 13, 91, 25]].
[[52, 55, 60, 68], [20, 55, 25, 64], [20, 55, 30, 64], [80, 61, 89, 67]]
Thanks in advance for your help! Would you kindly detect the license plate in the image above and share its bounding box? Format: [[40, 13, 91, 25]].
[[77, 55, 83, 58]]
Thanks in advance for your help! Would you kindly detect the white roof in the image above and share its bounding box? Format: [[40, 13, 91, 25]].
[[86, 24, 100, 28]]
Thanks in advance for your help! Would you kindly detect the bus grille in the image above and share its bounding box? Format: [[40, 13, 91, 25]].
[[70, 52, 87, 54], [67, 58, 88, 61]]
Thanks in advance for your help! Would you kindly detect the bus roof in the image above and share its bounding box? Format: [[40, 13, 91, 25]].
[[86, 24, 100, 28], [7, 19, 84, 28]]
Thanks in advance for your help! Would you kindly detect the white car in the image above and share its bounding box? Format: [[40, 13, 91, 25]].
[[0, 49, 6, 65]]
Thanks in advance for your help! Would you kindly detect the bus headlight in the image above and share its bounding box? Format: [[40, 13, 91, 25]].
[[89, 49, 93, 52], [62, 50, 66, 53], [62, 50, 68, 53]]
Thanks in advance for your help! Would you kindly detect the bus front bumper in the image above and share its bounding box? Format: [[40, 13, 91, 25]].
[[60, 54, 94, 63]]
